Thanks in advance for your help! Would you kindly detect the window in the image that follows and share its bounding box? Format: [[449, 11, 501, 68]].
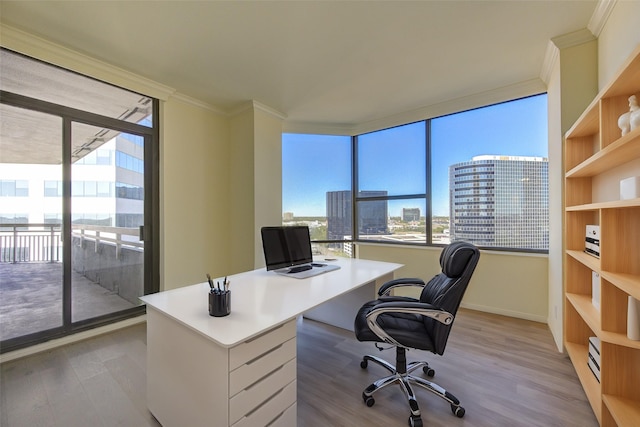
[[1, 180, 28, 197], [282, 134, 352, 257], [355, 122, 427, 243], [282, 94, 548, 252], [116, 151, 143, 173], [432, 95, 548, 251], [44, 180, 62, 197], [116, 182, 144, 200]]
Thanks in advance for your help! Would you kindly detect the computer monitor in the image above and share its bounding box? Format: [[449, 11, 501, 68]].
[[261, 226, 313, 271]]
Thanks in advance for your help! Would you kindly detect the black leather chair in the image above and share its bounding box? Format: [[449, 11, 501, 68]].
[[354, 241, 480, 427]]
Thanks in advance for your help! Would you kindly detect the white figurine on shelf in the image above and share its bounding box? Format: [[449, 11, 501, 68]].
[[619, 94, 639, 136], [630, 94, 640, 133]]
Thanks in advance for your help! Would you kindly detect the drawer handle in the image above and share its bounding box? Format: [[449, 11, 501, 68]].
[[245, 343, 283, 365], [244, 322, 290, 344], [244, 384, 286, 417]]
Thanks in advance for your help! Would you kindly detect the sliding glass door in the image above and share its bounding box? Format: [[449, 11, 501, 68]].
[[70, 122, 146, 323], [0, 48, 159, 352], [0, 105, 64, 341]]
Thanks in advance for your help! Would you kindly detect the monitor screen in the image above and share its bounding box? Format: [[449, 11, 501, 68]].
[[261, 226, 313, 270]]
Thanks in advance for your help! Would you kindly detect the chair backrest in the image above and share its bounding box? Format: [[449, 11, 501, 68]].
[[419, 241, 480, 355]]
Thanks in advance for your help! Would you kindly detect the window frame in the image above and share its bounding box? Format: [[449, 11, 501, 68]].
[[0, 48, 160, 353], [283, 94, 549, 255]]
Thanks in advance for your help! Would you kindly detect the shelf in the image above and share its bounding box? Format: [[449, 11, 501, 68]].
[[600, 271, 640, 301], [564, 44, 640, 427], [566, 198, 640, 211], [603, 395, 640, 427], [565, 342, 602, 423], [599, 329, 640, 350], [567, 250, 601, 272], [566, 131, 640, 178], [566, 103, 600, 139], [567, 293, 601, 334]]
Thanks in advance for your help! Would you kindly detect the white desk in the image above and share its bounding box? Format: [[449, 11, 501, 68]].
[[140, 258, 402, 427]]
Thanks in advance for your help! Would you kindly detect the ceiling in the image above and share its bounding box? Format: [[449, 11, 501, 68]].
[[0, 1, 598, 129]]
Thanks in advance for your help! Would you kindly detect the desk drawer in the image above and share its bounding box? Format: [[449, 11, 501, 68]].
[[230, 380, 296, 427], [229, 337, 296, 396], [230, 320, 296, 370], [229, 358, 296, 424], [269, 402, 296, 427]]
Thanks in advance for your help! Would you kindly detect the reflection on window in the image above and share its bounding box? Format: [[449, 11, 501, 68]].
[[67, 181, 113, 197], [116, 182, 144, 200], [116, 151, 144, 173]]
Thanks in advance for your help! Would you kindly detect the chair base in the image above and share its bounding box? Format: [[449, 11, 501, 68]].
[[360, 353, 465, 426]]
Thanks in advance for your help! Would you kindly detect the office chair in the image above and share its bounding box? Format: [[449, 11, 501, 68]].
[[354, 241, 480, 427]]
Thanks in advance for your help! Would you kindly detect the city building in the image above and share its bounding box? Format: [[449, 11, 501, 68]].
[[0, 134, 145, 229], [449, 155, 549, 250], [402, 207, 420, 222], [326, 190, 388, 240]]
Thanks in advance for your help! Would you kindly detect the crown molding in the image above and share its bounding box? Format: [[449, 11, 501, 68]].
[[588, 0, 617, 37], [540, 40, 560, 86], [540, 28, 597, 85], [170, 92, 227, 116], [0, 24, 175, 100], [550, 28, 596, 50], [229, 100, 287, 120], [253, 100, 287, 120]]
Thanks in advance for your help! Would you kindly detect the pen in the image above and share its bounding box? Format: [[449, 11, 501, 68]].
[[206, 273, 214, 290], [223, 276, 228, 292]]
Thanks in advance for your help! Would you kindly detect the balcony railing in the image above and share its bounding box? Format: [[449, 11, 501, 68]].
[[0, 223, 143, 263], [0, 223, 61, 263]]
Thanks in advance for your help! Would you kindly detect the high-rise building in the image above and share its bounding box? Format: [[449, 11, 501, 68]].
[[402, 207, 420, 222], [326, 190, 388, 240], [449, 155, 548, 250]]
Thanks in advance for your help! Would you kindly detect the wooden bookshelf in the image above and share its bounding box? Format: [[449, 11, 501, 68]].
[[564, 45, 640, 427]]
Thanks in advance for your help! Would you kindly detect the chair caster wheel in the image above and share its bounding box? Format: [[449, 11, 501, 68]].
[[422, 366, 435, 377], [362, 392, 375, 407], [451, 404, 465, 418], [408, 415, 423, 427], [360, 359, 368, 369]]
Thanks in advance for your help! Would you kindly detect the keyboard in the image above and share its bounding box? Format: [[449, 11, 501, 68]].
[[287, 265, 313, 274]]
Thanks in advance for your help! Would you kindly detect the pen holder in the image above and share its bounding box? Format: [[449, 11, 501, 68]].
[[209, 290, 231, 317]]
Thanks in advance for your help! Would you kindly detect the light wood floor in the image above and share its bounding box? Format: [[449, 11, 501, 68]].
[[1, 309, 598, 427]]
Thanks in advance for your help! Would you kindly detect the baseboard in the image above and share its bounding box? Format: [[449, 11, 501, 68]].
[[0, 315, 147, 364], [460, 302, 547, 324]]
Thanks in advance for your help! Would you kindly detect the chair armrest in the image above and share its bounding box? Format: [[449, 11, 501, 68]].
[[365, 301, 453, 347], [378, 278, 426, 296]]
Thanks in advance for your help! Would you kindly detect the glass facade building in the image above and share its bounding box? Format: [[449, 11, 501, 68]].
[[326, 190, 388, 240], [449, 155, 548, 250]]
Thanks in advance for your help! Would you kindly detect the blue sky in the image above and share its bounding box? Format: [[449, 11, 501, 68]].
[[283, 94, 548, 217]]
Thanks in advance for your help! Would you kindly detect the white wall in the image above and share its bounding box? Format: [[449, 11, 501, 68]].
[[228, 103, 284, 273], [547, 47, 564, 349], [253, 105, 285, 268], [597, 1, 640, 91]]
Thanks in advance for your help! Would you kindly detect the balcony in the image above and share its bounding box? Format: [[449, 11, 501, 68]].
[[0, 223, 142, 343]]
